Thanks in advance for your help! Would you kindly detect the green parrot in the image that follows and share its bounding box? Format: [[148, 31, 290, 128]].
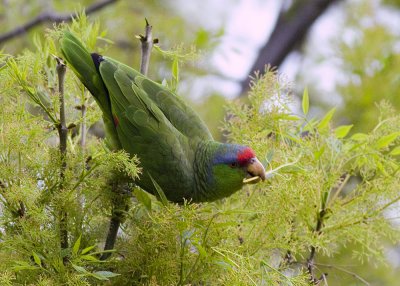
[[60, 31, 266, 203]]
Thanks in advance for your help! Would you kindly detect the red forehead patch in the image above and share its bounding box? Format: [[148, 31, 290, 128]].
[[237, 147, 255, 165]]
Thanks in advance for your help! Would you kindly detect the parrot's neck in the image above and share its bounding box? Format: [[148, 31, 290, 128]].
[[192, 140, 220, 202], [192, 140, 243, 202]]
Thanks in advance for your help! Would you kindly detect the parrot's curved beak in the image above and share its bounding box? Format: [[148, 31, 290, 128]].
[[243, 157, 266, 184]]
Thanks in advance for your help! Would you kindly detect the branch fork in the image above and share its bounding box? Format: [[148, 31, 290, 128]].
[[136, 18, 158, 76]]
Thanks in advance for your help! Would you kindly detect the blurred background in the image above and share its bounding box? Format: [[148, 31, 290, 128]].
[[1, 0, 400, 284], [2, 0, 400, 140]]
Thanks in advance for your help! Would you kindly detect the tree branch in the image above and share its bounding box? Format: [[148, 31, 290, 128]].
[[137, 18, 158, 76], [307, 208, 328, 284], [79, 101, 87, 148], [55, 56, 69, 264], [100, 181, 131, 261], [239, 0, 343, 94], [0, 0, 119, 45]]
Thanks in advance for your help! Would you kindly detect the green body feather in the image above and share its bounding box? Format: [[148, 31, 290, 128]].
[[60, 32, 254, 202]]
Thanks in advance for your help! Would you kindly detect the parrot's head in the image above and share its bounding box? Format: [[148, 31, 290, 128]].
[[207, 143, 266, 200]]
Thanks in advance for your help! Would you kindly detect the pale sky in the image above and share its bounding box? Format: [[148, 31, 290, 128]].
[[172, 0, 342, 101], [172, 0, 281, 99]]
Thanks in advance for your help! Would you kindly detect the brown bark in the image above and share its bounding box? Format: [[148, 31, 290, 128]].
[[240, 0, 343, 94]]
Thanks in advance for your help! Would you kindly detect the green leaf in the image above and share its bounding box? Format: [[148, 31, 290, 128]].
[[318, 108, 336, 131], [91, 271, 121, 281], [351, 133, 368, 141], [390, 146, 400, 156], [214, 260, 233, 270], [314, 146, 325, 160], [302, 87, 309, 115], [375, 132, 400, 149], [335, 124, 353, 138], [133, 187, 152, 210], [72, 235, 81, 256], [282, 114, 300, 121], [12, 261, 38, 271], [195, 28, 210, 48], [149, 173, 169, 206], [81, 245, 96, 255], [265, 150, 274, 165], [303, 118, 318, 132], [32, 251, 42, 267], [172, 57, 179, 81], [36, 90, 51, 108], [71, 263, 89, 274], [95, 271, 120, 278], [192, 241, 208, 258], [182, 228, 195, 241], [81, 255, 100, 262]]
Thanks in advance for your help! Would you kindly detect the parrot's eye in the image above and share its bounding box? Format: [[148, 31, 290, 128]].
[[229, 162, 238, 168]]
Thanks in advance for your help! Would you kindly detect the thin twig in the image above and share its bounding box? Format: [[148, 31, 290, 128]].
[[137, 18, 158, 76], [264, 158, 300, 180], [55, 56, 69, 264], [17, 152, 26, 218], [307, 207, 326, 284], [80, 102, 87, 148], [262, 260, 295, 284], [0, 0, 119, 45], [100, 181, 131, 261], [57, 60, 67, 142], [327, 173, 350, 208], [314, 263, 370, 285]]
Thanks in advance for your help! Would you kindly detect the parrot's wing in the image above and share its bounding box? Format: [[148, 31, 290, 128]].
[[60, 32, 121, 149], [98, 58, 193, 201], [105, 57, 213, 141], [61, 31, 212, 143]]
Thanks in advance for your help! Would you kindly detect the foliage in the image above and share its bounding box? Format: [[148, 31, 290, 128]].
[[0, 16, 139, 285], [1, 15, 400, 286], [334, 0, 400, 133], [300, 0, 400, 136]]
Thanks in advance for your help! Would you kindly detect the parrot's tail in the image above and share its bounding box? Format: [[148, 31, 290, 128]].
[[60, 31, 121, 150], [60, 31, 111, 118]]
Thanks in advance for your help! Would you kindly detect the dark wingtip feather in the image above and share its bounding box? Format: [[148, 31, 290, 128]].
[[91, 53, 104, 72]]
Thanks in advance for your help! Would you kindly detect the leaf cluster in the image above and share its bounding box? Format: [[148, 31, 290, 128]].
[[0, 16, 399, 286], [0, 16, 139, 285]]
